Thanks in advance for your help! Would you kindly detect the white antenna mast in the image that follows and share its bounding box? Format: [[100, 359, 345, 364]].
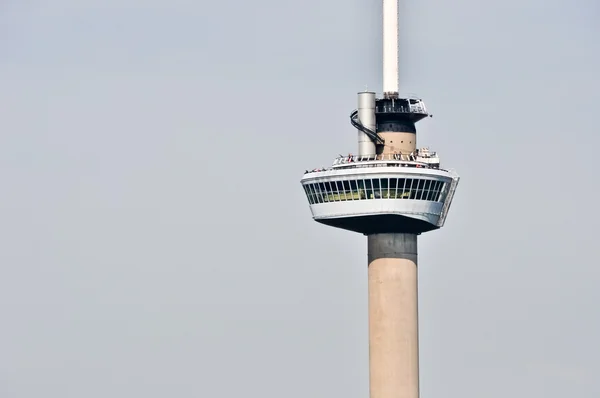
[[382, 0, 399, 97]]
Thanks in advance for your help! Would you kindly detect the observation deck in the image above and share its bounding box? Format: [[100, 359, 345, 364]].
[[375, 96, 430, 124], [300, 151, 459, 235]]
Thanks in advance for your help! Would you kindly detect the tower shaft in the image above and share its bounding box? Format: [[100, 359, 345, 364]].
[[368, 233, 419, 398]]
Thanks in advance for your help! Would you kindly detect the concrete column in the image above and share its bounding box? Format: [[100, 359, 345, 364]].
[[368, 233, 419, 398], [357, 92, 377, 157]]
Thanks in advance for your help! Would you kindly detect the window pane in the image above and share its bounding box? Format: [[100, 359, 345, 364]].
[[415, 179, 425, 200], [388, 178, 396, 199], [310, 184, 319, 203], [303, 185, 313, 204], [429, 181, 440, 201], [414, 179, 422, 200], [349, 180, 359, 200], [336, 181, 346, 201], [381, 178, 390, 198], [357, 180, 365, 199], [315, 184, 323, 203], [397, 178, 407, 199], [331, 181, 340, 202], [326, 182, 334, 202], [433, 180, 442, 201], [423, 179, 432, 192], [332, 181, 339, 201], [423, 180, 432, 201], [322, 183, 329, 202], [319, 183, 328, 202], [434, 183, 440, 202], [327, 181, 336, 202], [331, 181, 338, 201], [342, 180, 351, 201], [313, 184, 321, 204], [319, 183, 327, 203], [426, 180, 436, 201], [365, 179, 373, 199], [407, 179, 417, 199], [339, 182, 345, 200], [318, 182, 326, 193], [372, 179, 381, 199]]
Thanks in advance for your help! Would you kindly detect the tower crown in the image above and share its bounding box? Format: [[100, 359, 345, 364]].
[[300, 0, 459, 234]]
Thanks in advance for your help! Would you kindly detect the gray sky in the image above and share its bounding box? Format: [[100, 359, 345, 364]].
[[1, 0, 599, 397]]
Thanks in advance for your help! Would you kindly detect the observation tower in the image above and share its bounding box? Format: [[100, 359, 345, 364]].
[[299, 1, 460, 398]]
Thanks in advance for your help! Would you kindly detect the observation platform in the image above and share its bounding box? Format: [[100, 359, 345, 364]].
[[375, 96, 430, 124], [300, 152, 459, 235]]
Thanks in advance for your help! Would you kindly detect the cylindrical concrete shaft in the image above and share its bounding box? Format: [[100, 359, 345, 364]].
[[368, 233, 419, 398], [357, 92, 377, 157]]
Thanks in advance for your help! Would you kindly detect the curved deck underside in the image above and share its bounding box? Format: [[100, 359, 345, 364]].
[[315, 213, 439, 235]]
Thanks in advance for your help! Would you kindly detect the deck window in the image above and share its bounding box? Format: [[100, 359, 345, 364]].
[[304, 178, 448, 204]]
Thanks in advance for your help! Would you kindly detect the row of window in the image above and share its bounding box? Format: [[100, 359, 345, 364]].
[[302, 178, 447, 204]]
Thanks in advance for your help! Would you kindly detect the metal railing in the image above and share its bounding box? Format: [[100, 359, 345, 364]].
[[333, 152, 439, 165], [376, 102, 427, 114], [303, 152, 446, 175]]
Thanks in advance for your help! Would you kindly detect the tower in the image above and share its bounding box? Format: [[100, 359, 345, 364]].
[[300, 2, 460, 398]]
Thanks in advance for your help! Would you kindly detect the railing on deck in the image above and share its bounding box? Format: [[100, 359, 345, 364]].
[[376, 100, 427, 115], [333, 152, 438, 165], [304, 152, 444, 174]]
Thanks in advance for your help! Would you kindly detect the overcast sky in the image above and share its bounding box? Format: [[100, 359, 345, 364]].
[[1, 0, 599, 397]]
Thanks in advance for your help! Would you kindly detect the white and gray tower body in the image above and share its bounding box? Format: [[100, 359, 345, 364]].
[[300, 1, 460, 398]]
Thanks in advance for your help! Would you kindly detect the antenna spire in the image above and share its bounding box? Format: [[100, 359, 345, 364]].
[[383, 0, 399, 97]]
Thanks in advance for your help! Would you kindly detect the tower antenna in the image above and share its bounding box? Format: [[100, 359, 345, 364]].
[[383, 0, 399, 97]]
